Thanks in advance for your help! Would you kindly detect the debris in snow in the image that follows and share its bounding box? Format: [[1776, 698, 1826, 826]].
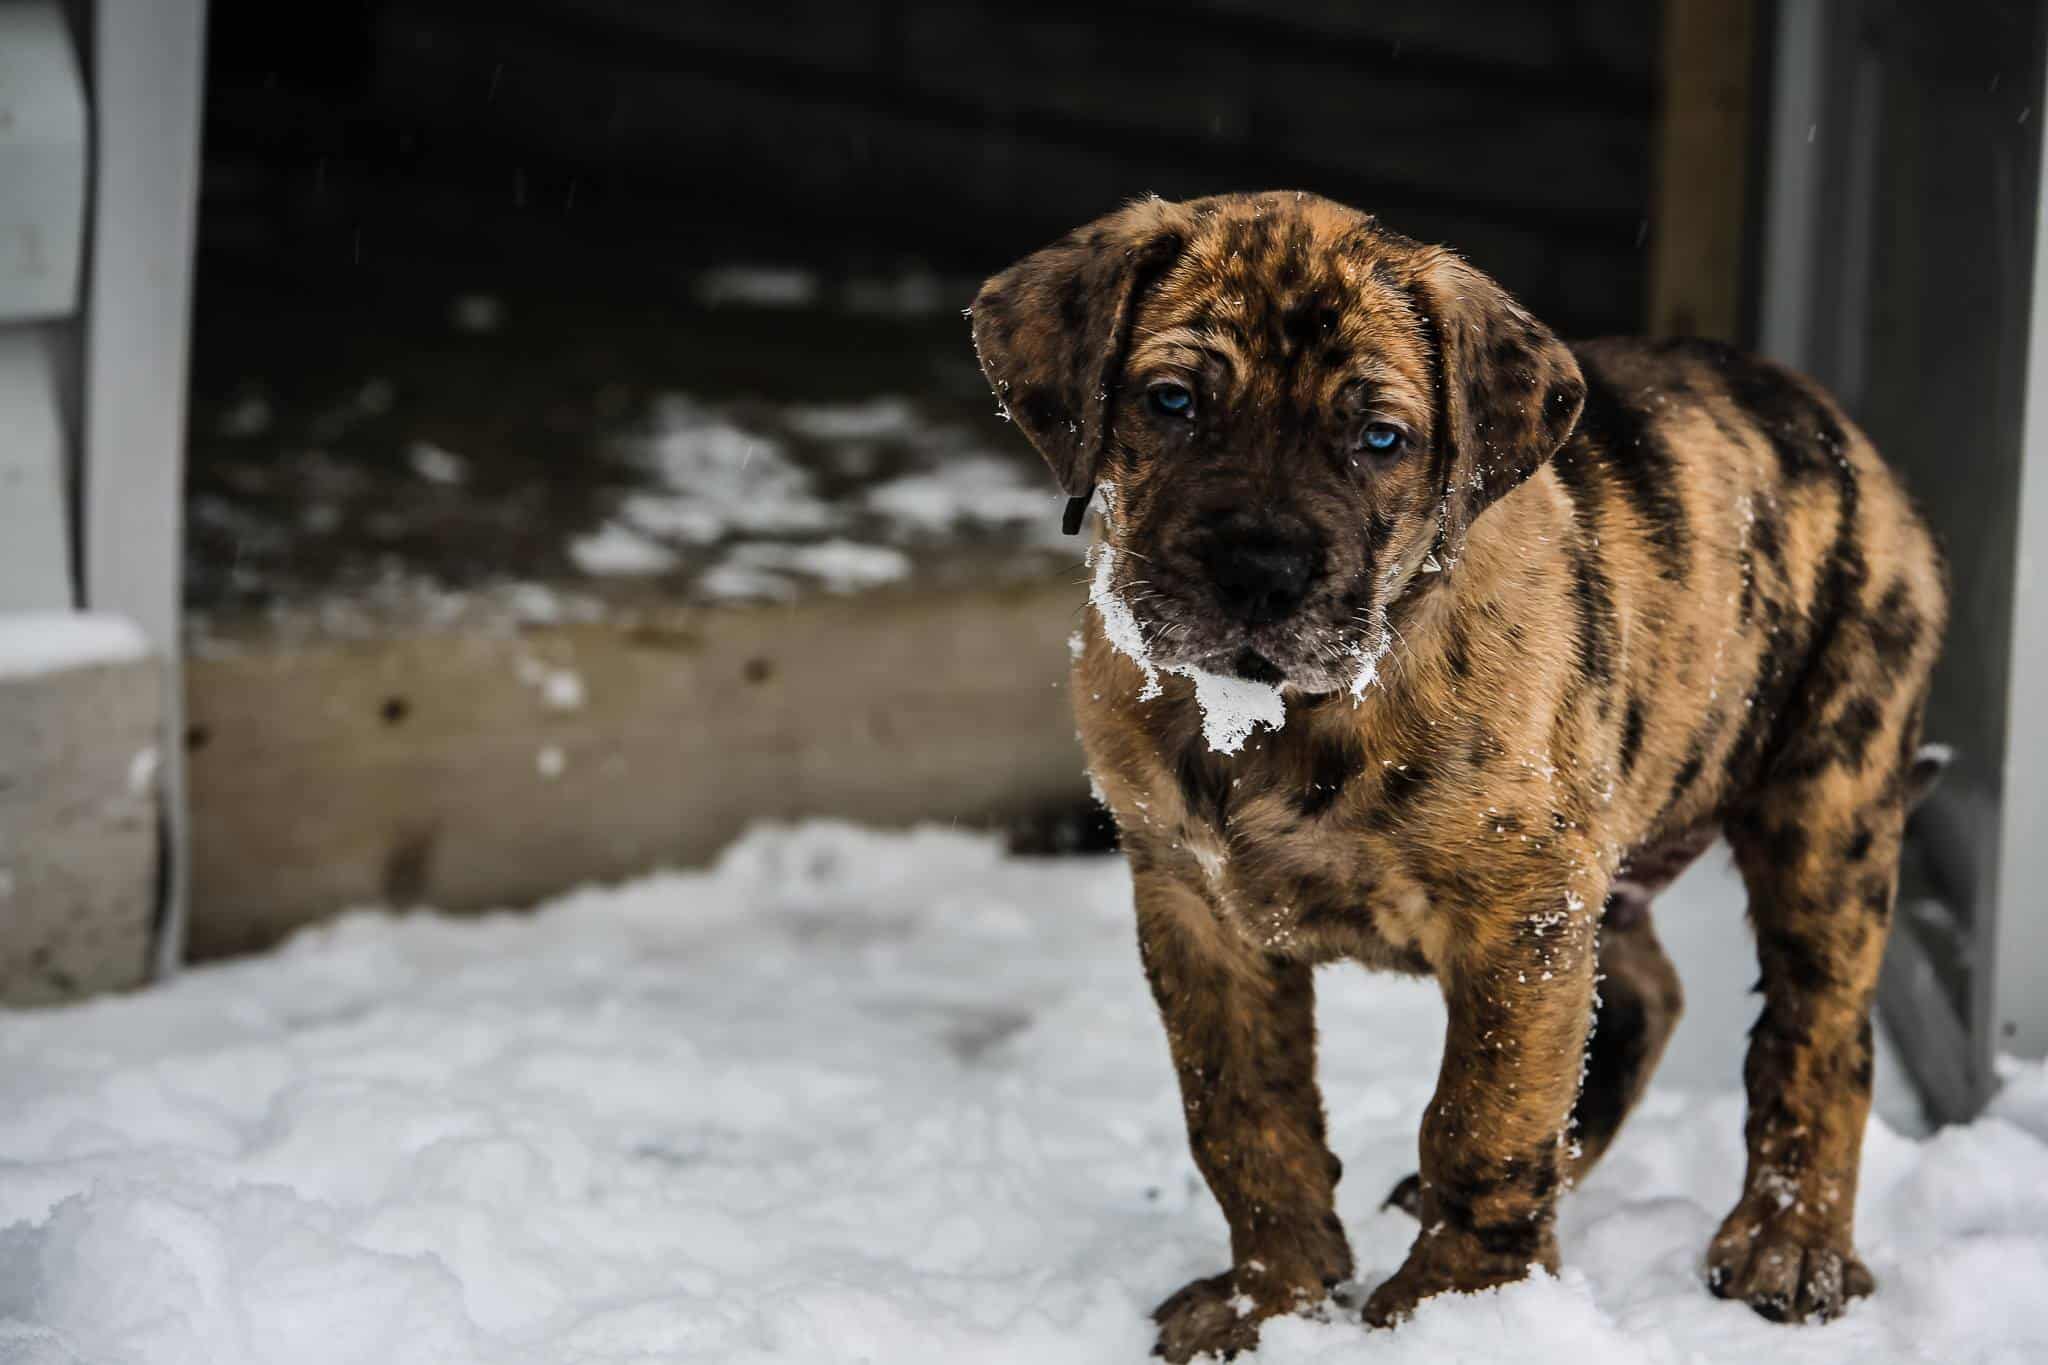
[[408, 442, 470, 486], [356, 378, 397, 416], [516, 657, 586, 712], [840, 267, 956, 318], [615, 396, 835, 545], [215, 394, 272, 438], [0, 822, 2042, 1363], [540, 672, 585, 711], [864, 456, 1058, 535], [126, 746, 160, 796], [699, 539, 912, 601], [781, 396, 922, 444], [0, 613, 150, 679], [567, 522, 679, 577], [694, 265, 821, 310], [506, 583, 570, 625], [450, 293, 505, 333]]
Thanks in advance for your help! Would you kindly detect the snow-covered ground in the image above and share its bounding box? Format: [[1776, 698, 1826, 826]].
[[2, 823, 2044, 1364], [0, 613, 148, 680]]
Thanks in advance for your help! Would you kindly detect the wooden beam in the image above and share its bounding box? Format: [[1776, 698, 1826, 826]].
[[1647, 0, 1758, 340], [183, 572, 1090, 958]]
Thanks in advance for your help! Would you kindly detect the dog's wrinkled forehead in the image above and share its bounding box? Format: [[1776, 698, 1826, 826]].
[[1126, 204, 1437, 425], [969, 191, 1587, 555]]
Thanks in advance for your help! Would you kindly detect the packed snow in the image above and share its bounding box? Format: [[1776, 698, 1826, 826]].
[[862, 457, 1062, 534], [698, 540, 913, 601], [2, 822, 2044, 1364], [566, 522, 681, 578], [567, 393, 1061, 589], [616, 396, 836, 547], [0, 613, 150, 680], [690, 265, 965, 317], [693, 266, 822, 311], [409, 443, 472, 487]]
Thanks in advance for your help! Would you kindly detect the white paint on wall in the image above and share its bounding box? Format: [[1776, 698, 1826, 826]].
[[0, 329, 73, 610], [0, 0, 88, 322], [80, 0, 210, 980], [1992, 40, 2048, 1065]]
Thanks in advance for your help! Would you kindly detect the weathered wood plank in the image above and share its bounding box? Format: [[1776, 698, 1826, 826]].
[[185, 573, 1088, 957]]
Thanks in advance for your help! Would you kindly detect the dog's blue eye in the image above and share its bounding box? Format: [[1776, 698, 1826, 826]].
[[1361, 422, 1403, 453], [1148, 383, 1194, 417]]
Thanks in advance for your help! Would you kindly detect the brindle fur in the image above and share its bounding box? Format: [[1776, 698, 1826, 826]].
[[968, 192, 1947, 1358]]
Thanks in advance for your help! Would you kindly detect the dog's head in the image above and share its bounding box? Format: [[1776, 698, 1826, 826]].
[[970, 191, 1584, 693]]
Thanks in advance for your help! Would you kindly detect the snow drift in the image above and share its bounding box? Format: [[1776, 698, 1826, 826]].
[[1, 823, 2043, 1364]]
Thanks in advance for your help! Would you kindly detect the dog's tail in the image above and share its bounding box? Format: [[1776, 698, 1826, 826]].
[[1904, 742, 1952, 812]]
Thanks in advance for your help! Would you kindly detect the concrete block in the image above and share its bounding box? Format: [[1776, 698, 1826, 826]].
[[1, 640, 161, 1004]]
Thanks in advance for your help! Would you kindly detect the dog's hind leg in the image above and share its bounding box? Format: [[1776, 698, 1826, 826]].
[[1566, 907, 1685, 1180], [1708, 636, 1937, 1322]]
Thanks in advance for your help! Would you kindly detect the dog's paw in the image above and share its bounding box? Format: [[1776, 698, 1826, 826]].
[[1363, 1228, 1554, 1329], [1151, 1266, 1334, 1362], [1150, 1272, 1263, 1362], [1361, 1254, 1476, 1329], [1706, 1212, 1874, 1323], [1381, 1172, 1423, 1218]]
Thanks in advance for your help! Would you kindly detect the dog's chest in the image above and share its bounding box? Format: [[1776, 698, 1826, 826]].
[[1167, 773, 1441, 972]]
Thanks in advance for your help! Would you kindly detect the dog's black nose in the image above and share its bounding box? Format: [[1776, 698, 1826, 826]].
[[1202, 533, 1319, 625]]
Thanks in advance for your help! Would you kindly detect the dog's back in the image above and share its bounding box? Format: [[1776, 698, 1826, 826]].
[[1552, 335, 1946, 872]]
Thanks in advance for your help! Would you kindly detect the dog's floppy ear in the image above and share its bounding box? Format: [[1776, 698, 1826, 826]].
[[968, 198, 1191, 512], [1407, 247, 1585, 562]]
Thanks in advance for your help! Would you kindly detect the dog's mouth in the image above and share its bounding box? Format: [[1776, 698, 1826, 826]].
[[1099, 546, 1375, 696], [1173, 626, 1363, 696], [1227, 648, 1286, 685]]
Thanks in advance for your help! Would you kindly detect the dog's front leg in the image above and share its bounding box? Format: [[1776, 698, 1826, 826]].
[[1363, 886, 1600, 1327], [1136, 873, 1351, 1363]]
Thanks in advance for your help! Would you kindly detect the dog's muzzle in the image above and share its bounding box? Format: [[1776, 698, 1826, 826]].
[[1197, 520, 1323, 627]]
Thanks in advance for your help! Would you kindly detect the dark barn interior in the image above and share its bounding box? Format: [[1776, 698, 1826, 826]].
[[197, 1, 1661, 335]]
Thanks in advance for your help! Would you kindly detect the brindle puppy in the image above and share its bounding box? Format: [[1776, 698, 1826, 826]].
[[968, 192, 1947, 1360]]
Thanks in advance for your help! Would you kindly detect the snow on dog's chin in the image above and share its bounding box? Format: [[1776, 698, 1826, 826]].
[[1087, 537, 1287, 755], [1181, 666, 1288, 754]]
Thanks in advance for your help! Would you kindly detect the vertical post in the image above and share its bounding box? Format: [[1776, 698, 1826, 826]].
[[1755, 0, 1829, 367], [1990, 33, 2048, 1067], [0, 2, 87, 611], [78, 0, 208, 979], [1647, 0, 1757, 341]]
